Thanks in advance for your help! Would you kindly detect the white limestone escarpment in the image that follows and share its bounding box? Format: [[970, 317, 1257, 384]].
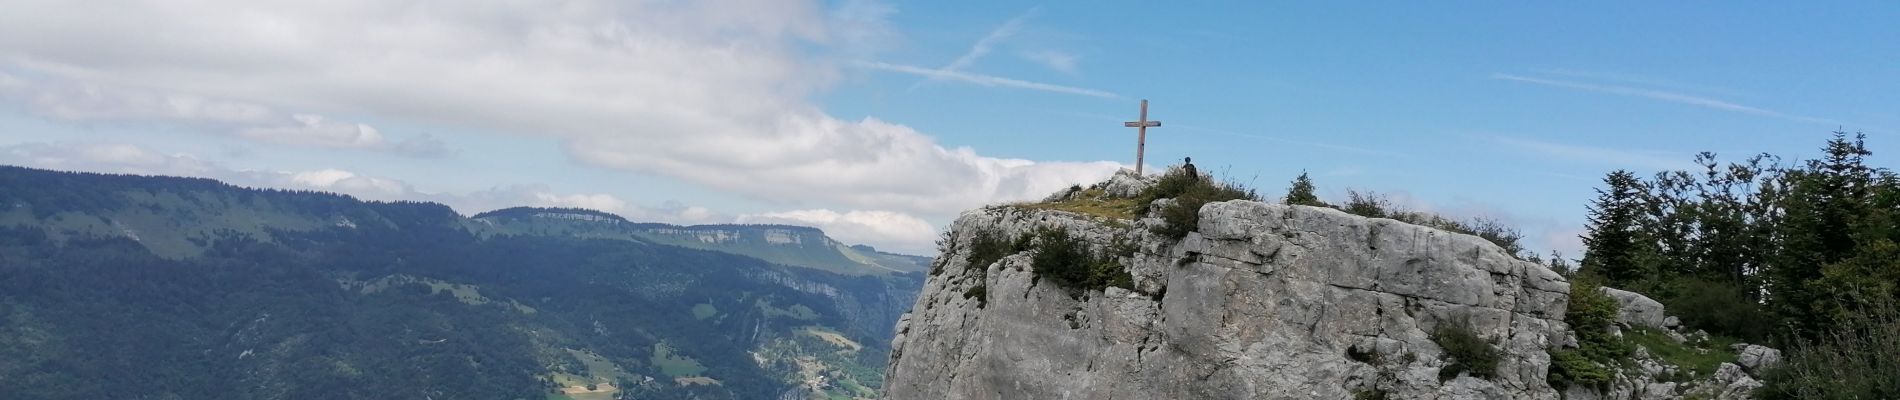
[[885, 176, 1576, 399], [884, 171, 1782, 399]]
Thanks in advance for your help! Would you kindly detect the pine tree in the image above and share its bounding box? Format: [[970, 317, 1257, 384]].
[[1580, 170, 1652, 287], [1770, 131, 1881, 337], [1283, 171, 1326, 207]]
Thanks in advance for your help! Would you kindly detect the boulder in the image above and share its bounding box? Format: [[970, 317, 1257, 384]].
[[1602, 287, 1669, 330], [1733, 344, 1782, 374]]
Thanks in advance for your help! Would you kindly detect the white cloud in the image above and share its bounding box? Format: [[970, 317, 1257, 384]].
[[738, 208, 937, 255], [1490, 136, 1696, 172], [0, 140, 941, 250], [0, 75, 446, 156], [0, 141, 416, 199], [239, 114, 385, 148], [1493, 73, 1841, 125], [2, 142, 215, 176], [283, 168, 414, 200], [938, 8, 1037, 74], [859, 61, 1119, 99], [531, 192, 629, 215], [0, 0, 1116, 215], [1021, 50, 1079, 75]]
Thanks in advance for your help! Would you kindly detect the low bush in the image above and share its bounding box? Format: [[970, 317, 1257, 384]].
[[1337, 189, 1527, 258], [964, 227, 1029, 274], [1760, 299, 1900, 399], [1029, 227, 1134, 297], [1431, 317, 1500, 381], [961, 285, 987, 308], [959, 227, 1028, 308], [1140, 167, 1258, 239], [1547, 349, 1613, 390]]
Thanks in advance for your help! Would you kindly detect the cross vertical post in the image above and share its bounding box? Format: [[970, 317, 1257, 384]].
[[1123, 99, 1162, 175]]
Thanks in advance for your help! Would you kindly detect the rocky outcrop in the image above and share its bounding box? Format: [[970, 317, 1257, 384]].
[[886, 182, 1575, 399], [885, 174, 1783, 399]]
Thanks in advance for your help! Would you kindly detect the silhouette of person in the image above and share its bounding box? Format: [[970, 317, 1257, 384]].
[[1182, 157, 1198, 180]]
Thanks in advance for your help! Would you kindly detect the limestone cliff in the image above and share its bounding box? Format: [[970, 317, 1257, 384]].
[[884, 171, 1772, 399]]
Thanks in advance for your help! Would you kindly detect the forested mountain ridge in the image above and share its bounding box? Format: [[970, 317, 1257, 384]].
[[0, 165, 922, 400], [471, 206, 932, 276]]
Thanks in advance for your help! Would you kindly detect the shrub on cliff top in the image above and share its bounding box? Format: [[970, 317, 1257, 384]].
[[1336, 189, 1527, 258], [1140, 167, 1258, 240]]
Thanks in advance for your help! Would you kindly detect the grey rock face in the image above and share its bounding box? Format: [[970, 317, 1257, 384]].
[[1101, 169, 1154, 198], [1602, 287, 1670, 330], [885, 199, 1573, 399], [1733, 344, 1781, 374], [886, 178, 1781, 400]]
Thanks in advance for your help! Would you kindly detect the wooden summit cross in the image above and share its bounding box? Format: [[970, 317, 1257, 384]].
[[1123, 99, 1162, 175]]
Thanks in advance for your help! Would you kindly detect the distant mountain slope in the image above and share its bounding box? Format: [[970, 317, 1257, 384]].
[[0, 165, 924, 400], [472, 206, 930, 276]]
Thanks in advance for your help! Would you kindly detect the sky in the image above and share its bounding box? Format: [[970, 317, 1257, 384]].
[[0, 1, 1895, 256]]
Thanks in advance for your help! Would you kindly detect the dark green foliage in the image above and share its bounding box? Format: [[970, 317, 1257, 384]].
[[1028, 228, 1135, 297], [1343, 189, 1398, 219], [1657, 277, 1772, 342], [1430, 317, 1499, 381], [962, 285, 988, 308], [958, 227, 1031, 309], [1150, 197, 1205, 240], [1550, 276, 1627, 388], [1283, 170, 1328, 207], [958, 228, 1032, 308], [1547, 349, 1613, 390], [1766, 133, 1893, 339], [1352, 388, 1390, 400], [1572, 132, 1900, 348], [1461, 217, 1527, 257], [1345, 345, 1380, 365], [964, 227, 1028, 273], [1142, 167, 1259, 240], [1760, 301, 1900, 399]]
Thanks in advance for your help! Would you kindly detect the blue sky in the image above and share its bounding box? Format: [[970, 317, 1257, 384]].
[[1, 1, 1895, 255]]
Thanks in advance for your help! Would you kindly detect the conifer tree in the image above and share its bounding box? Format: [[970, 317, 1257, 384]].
[[1283, 171, 1326, 207], [1580, 170, 1652, 287], [1770, 131, 1882, 337]]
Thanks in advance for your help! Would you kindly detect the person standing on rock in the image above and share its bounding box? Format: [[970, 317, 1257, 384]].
[[1182, 157, 1198, 180]]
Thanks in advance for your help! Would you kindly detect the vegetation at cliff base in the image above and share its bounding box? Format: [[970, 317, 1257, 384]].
[[1549, 276, 1625, 389], [1758, 299, 1900, 399], [1570, 132, 1900, 398]]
